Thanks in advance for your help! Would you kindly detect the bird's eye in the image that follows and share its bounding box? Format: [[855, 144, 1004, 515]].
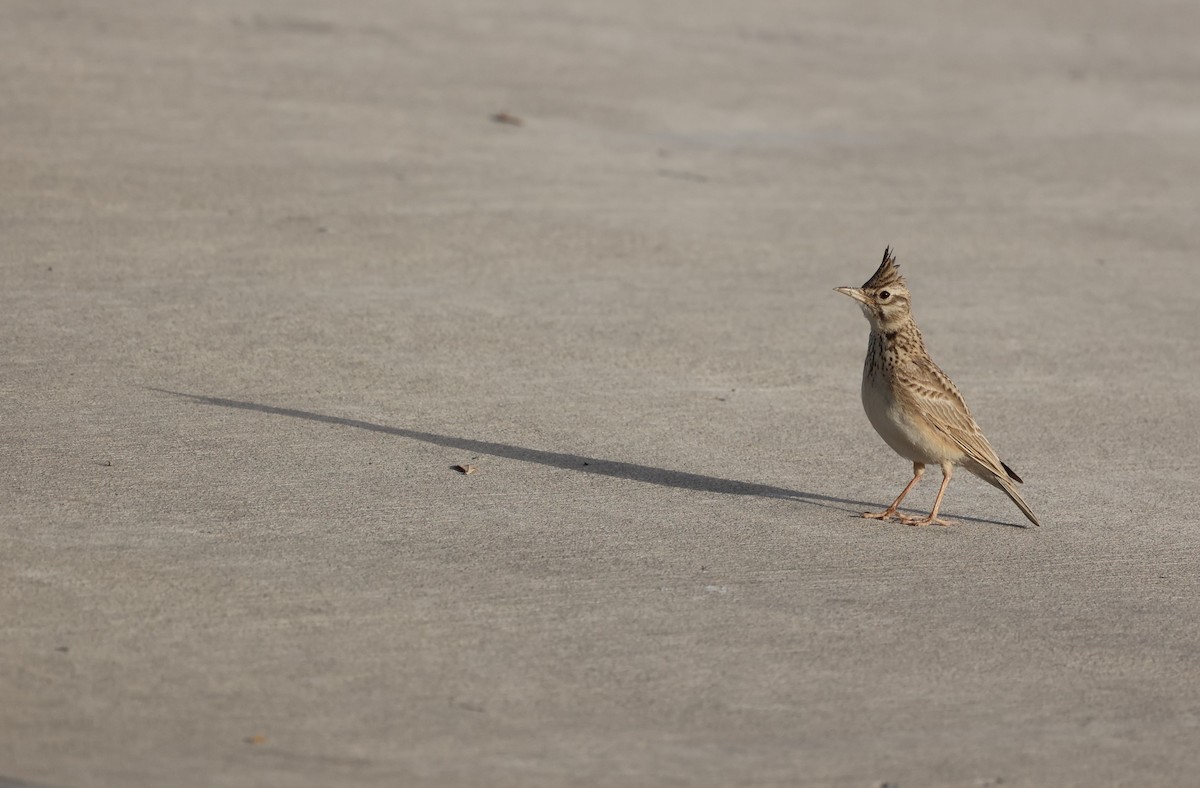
[[878, 290, 891, 300]]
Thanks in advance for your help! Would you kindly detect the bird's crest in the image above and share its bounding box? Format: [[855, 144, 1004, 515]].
[[862, 246, 906, 290]]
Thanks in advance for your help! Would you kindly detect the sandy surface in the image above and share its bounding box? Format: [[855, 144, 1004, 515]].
[[4, 1, 1200, 786]]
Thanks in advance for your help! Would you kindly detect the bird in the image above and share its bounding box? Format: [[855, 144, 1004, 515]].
[[834, 247, 1040, 527]]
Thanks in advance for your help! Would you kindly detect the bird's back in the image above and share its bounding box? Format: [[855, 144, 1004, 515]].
[[862, 320, 1009, 473]]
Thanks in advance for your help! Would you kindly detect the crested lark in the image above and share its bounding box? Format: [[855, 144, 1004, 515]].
[[835, 248, 1040, 527]]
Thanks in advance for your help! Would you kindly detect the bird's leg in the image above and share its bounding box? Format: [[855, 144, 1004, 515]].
[[862, 462, 924, 521], [901, 461, 954, 526]]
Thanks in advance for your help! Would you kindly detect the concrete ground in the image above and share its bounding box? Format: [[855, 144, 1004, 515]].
[[3, 1, 1200, 786]]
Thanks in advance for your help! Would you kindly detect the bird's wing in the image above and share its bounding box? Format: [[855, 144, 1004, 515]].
[[896, 355, 1010, 480]]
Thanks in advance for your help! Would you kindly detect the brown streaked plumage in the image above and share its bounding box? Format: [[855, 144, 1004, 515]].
[[835, 247, 1040, 527]]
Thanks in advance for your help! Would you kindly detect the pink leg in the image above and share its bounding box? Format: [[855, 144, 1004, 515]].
[[900, 461, 955, 526], [862, 462, 925, 521]]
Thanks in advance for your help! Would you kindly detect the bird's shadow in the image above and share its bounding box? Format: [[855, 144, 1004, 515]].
[[147, 388, 1027, 529]]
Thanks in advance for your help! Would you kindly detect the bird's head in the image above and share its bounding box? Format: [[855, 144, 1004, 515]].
[[835, 247, 912, 332]]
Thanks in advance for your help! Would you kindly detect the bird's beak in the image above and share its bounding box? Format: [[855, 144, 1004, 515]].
[[834, 286, 869, 304]]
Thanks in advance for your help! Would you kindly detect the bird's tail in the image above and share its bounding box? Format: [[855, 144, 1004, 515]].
[[983, 471, 1041, 527], [1000, 479, 1040, 527]]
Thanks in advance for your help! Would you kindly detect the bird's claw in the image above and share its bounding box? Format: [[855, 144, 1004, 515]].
[[861, 510, 899, 521], [899, 515, 953, 527]]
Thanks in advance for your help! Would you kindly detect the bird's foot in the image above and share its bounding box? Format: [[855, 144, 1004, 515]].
[[861, 509, 900, 522], [899, 514, 954, 527]]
